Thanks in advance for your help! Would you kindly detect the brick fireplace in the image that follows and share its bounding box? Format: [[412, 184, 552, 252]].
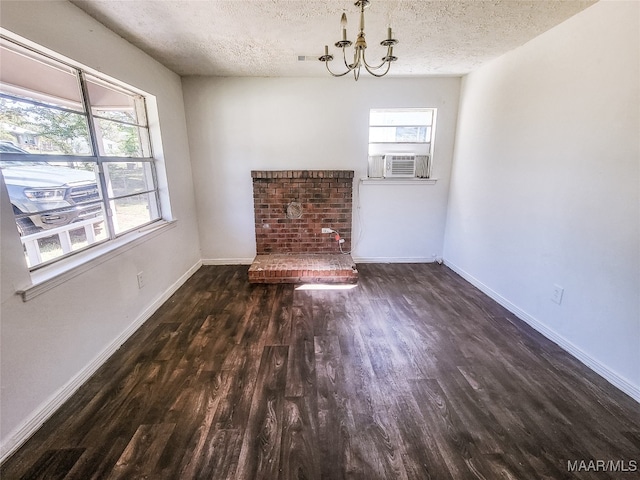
[[248, 170, 358, 284]]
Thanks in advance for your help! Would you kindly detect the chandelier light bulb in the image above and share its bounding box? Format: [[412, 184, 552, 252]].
[[341, 13, 348, 40]]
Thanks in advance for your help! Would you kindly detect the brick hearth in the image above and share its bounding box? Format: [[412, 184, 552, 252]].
[[249, 170, 358, 284], [248, 254, 358, 284]]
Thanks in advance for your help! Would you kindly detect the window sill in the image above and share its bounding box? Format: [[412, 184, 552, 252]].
[[17, 219, 177, 302], [360, 178, 438, 185]]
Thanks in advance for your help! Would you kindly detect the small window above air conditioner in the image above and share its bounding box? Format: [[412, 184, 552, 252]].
[[384, 154, 416, 177]]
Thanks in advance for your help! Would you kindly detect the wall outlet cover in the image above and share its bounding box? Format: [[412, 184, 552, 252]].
[[551, 284, 564, 304]]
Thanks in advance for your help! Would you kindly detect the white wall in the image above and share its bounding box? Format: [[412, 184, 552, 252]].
[[444, 0, 639, 399], [0, 1, 202, 457], [182, 76, 460, 263], [3, 0, 635, 464]]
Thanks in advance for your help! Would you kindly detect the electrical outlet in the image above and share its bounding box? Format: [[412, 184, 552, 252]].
[[321, 228, 333, 234], [551, 284, 564, 304], [137, 271, 145, 289]]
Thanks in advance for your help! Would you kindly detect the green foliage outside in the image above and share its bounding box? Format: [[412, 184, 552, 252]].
[[0, 97, 142, 157]]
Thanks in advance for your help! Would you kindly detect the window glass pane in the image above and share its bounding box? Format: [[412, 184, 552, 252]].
[[0, 160, 102, 231], [0, 44, 83, 111], [397, 126, 428, 142], [369, 109, 432, 126], [86, 77, 146, 125], [23, 215, 108, 268], [105, 161, 155, 197], [0, 97, 92, 155], [94, 118, 150, 157], [369, 126, 395, 143], [369, 126, 429, 143], [112, 192, 160, 234]]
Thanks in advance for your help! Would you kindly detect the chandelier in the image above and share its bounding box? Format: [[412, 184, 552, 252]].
[[319, 0, 398, 80]]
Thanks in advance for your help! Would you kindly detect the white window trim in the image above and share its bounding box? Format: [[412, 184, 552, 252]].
[[360, 178, 438, 185], [16, 219, 177, 301]]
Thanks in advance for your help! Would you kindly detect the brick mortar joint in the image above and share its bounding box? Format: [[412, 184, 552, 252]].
[[251, 170, 354, 179]]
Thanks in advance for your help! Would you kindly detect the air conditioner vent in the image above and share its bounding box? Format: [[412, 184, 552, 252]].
[[384, 154, 416, 177]]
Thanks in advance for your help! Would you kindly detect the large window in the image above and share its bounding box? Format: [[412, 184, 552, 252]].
[[0, 37, 162, 269], [367, 108, 436, 179]]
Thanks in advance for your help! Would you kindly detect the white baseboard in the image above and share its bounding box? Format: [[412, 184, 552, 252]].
[[0, 260, 202, 463], [202, 257, 253, 265], [203, 257, 435, 265], [445, 260, 640, 404], [352, 256, 434, 263]]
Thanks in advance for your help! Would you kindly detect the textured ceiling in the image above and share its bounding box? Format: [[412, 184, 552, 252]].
[[70, 0, 597, 77]]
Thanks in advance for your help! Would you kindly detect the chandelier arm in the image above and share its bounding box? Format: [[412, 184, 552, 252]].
[[362, 49, 389, 70], [324, 59, 353, 77], [342, 47, 354, 70], [363, 60, 392, 77], [351, 46, 364, 70]]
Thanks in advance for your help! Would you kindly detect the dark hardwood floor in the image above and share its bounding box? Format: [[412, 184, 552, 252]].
[[2, 264, 639, 479]]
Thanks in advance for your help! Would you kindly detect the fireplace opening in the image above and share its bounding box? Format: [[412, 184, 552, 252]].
[[249, 170, 358, 284]]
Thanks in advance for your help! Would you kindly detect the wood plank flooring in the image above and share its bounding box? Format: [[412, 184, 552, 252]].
[[2, 264, 639, 479]]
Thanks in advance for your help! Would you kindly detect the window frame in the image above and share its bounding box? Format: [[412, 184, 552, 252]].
[[0, 35, 164, 271]]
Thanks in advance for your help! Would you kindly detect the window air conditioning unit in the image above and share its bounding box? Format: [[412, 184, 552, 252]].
[[384, 154, 416, 177]]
